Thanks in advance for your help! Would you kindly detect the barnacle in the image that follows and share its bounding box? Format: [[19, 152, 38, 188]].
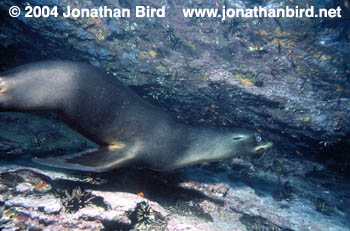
[[134, 201, 155, 230], [60, 187, 95, 213]]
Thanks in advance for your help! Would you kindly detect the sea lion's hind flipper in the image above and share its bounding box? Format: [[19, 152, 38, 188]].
[[32, 148, 120, 172]]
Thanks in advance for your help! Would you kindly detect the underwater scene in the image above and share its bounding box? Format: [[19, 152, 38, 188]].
[[0, 0, 349, 230]]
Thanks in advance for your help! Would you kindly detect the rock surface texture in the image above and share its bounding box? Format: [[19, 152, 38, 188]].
[[0, 162, 349, 230]]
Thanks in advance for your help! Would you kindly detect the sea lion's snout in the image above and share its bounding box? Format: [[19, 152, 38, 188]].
[[254, 142, 273, 153]]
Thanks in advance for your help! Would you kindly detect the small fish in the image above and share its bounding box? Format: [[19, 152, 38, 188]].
[[216, 1, 220, 7], [345, 0, 349, 8]]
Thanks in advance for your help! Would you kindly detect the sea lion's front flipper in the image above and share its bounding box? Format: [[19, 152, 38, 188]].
[[32, 147, 132, 172]]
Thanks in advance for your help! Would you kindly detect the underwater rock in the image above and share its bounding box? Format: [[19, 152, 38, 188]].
[[15, 182, 34, 193], [0, 162, 349, 230], [5, 196, 62, 214], [91, 190, 168, 217], [0, 0, 349, 161]]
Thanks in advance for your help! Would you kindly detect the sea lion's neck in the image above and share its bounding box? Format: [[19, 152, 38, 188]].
[[166, 126, 233, 170]]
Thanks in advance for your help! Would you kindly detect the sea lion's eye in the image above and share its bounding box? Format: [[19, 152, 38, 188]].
[[233, 136, 243, 140], [256, 135, 262, 142]]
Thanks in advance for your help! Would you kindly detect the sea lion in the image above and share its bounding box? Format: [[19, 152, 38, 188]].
[[0, 61, 272, 172]]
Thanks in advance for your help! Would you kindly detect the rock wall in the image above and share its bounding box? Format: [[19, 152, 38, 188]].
[[0, 0, 349, 161]]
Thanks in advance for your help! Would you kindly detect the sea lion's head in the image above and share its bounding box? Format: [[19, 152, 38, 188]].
[[181, 127, 273, 168], [195, 128, 273, 163], [227, 130, 273, 157]]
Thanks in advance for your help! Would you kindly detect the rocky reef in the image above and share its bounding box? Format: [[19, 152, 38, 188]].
[[0, 0, 350, 230], [0, 158, 349, 230], [0, 0, 349, 166]]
